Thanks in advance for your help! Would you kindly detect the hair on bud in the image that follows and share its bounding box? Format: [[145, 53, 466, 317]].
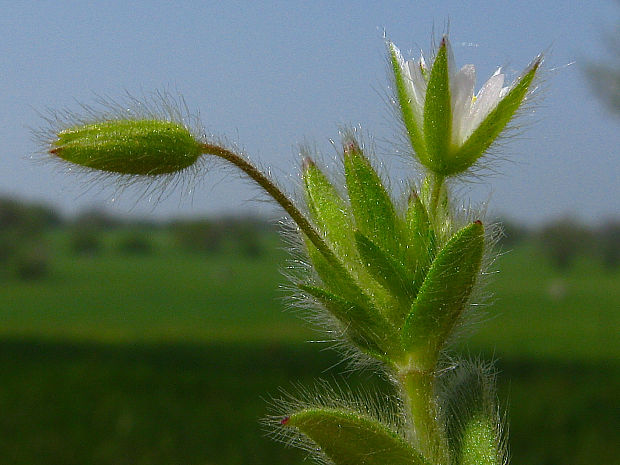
[[50, 119, 203, 175], [36, 90, 215, 204]]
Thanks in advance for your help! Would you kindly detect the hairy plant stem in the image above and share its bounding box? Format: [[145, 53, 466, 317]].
[[397, 367, 449, 464], [200, 143, 341, 268], [429, 172, 445, 218]]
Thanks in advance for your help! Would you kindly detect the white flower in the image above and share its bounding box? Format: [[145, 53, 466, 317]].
[[451, 65, 510, 147], [390, 36, 540, 175]]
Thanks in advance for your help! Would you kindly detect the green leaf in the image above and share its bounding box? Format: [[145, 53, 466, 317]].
[[303, 157, 394, 304], [442, 361, 506, 465], [354, 230, 415, 321], [404, 190, 436, 286], [440, 360, 504, 465], [422, 38, 452, 175], [419, 176, 451, 246], [450, 58, 540, 174], [458, 416, 501, 465], [402, 221, 484, 366], [303, 158, 356, 260], [389, 43, 427, 161], [285, 407, 428, 465], [305, 239, 372, 310], [299, 284, 397, 359], [343, 141, 401, 258]]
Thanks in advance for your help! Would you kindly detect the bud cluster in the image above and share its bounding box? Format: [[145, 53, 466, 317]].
[[300, 140, 484, 372]]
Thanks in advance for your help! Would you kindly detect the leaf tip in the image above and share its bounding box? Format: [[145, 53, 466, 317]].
[[531, 53, 543, 71], [302, 156, 315, 172]]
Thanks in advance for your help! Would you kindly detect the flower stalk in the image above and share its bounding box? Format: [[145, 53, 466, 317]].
[[198, 142, 340, 268]]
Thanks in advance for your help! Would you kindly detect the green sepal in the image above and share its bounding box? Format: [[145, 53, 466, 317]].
[[422, 39, 452, 175], [343, 142, 400, 258], [449, 59, 541, 174], [420, 176, 451, 246], [404, 190, 436, 286], [389, 43, 427, 161], [285, 407, 428, 465], [298, 284, 397, 359], [305, 239, 372, 310], [441, 361, 504, 465], [402, 221, 484, 366], [458, 415, 500, 465], [303, 158, 356, 260], [303, 158, 393, 303], [354, 230, 415, 322], [51, 119, 203, 175]]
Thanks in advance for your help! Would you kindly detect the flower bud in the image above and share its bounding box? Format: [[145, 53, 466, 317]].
[[390, 36, 541, 176], [50, 119, 203, 175]]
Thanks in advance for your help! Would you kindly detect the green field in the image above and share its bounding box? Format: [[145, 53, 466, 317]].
[[1, 229, 618, 464]]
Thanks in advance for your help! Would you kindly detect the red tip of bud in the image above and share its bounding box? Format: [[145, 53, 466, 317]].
[[531, 54, 543, 70], [343, 141, 359, 156], [474, 220, 483, 225], [302, 156, 315, 171], [280, 416, 290, 425], [49, 147, 60, 155], [408, 189, 420, 203]]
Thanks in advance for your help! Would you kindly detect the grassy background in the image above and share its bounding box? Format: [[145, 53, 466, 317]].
[[0, 228, 618, 464]]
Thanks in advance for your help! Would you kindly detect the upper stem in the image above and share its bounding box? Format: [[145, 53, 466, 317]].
[[429, 173, 445, 218]]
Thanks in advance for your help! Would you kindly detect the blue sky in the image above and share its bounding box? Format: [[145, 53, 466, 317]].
[[1, 0, 618, 224]]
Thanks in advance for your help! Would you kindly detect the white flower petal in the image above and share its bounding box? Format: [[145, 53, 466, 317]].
[[466, 72, 506, 139], [451, 64, 476, 145], [391, 43, 425, 127], [405, 58, 427, 121], [419, 53, 427, 73]]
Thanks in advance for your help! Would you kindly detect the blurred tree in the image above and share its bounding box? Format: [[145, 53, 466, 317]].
[[0, 197, 56, 279], [0, 196, 60, 233], [585, 2, 620, 115], [497, 217, 531, 247], [596, 220, 620, 270], [68, 227, 102, 256], [538, 217, 591, 271], [13, 244, 49, 280], [116, 230, 154, 255], [169, 219, 224, 254], [73, 207, 122, 229], [69, 207, 125, 256]]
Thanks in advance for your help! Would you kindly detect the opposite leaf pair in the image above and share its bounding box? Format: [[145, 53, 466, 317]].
[[301, 140, 484, 371], [282, 360, 504, 465]]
